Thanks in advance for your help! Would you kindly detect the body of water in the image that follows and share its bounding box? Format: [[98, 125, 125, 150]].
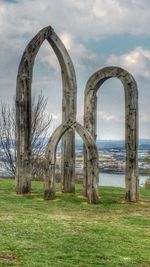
[[99, 173, 148, 188]]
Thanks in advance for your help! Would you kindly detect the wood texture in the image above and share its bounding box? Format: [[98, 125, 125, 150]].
[[16, 26, 139, 203], [84, 66, 139, 202], [45, 119, 99, 204], [16, 26, 77, 194]]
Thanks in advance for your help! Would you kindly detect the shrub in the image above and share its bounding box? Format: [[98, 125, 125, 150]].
[[145, 177, 150, 189]]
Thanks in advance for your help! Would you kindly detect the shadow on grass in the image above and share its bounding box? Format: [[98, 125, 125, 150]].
[[2, 179, 149, 209], [14, 184, 125, 204]]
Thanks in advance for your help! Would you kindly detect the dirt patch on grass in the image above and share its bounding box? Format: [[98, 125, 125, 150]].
[[77, 195, 87, 199], [139, 200, 150, 205], [0, 215, 13, 221], [51, 198, 61, 202], [0, 254, 16, 261]]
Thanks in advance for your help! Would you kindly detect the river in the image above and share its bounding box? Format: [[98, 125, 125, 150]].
[[99, 173, 148, 188]]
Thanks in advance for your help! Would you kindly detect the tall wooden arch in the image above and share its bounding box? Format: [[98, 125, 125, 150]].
[[44, 119, 99, 204], [16, 26, 77, 194], [84, 66, 139, 202]]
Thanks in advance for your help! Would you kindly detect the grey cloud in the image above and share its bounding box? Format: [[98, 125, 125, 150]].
[[0, 0, 150, 139], [107, 47, 150, 79]]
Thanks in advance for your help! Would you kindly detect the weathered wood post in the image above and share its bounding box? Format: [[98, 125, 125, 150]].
[[84, 66, 139, 202], [16, 27, 53, 193], [16, 26, 77, 194], [44, 126, 63, 200], [47, 34, 77, 193], [76, 122, 99, 204]]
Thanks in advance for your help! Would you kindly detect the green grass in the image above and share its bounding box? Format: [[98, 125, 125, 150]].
[[0, 179, 150, 267]]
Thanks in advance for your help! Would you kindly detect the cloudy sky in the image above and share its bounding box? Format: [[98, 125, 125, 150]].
[[0, 0, 150, 140]]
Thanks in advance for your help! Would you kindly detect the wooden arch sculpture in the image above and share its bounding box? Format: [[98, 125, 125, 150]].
[[84, 66, 139, 202], [16, 26, 77, 194], [44, 119, 99, 204]]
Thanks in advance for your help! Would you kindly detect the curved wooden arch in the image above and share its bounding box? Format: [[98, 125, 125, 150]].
[[44, 119, 99, 204], [16, 26, 77, 193], [84, 66, 139, 202]]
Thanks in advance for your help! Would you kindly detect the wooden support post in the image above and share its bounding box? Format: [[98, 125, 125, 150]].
[[16, 26, 76, 194], [45, 120, 99, 204], [84, 67, 139, 202]]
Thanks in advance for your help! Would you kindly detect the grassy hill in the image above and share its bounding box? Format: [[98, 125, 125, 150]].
[[0, 179, 150, 267]]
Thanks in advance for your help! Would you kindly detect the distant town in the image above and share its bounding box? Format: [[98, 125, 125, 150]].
[[0, 139, 150, 177], [56, 139, 150, 176]]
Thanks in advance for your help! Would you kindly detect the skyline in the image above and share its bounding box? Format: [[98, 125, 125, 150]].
[[0, 0, 150, 139]]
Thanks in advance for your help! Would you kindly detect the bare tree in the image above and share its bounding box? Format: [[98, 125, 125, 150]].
[[0, 94, 52, 178], [0, 104, 16, 176]]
